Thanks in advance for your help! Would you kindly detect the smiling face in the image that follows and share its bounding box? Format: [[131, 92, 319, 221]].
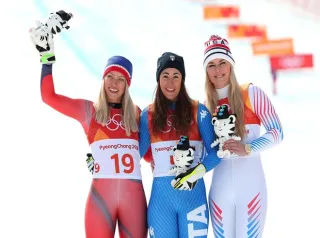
[[159, 68, 182, 101], [103, 71, 126, 103], [206, 58, 231, 89]]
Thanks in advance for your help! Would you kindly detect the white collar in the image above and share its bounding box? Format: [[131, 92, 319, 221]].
[[216, 84, 230, 100]]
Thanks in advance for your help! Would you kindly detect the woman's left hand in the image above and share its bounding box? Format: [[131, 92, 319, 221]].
[[223, 139, 247, 156]]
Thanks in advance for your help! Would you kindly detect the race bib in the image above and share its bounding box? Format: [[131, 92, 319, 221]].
[[90, 139, 141, 179], [151, 140, 203, 177]]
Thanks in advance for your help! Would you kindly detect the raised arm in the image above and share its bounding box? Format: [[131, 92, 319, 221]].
[[41, 64, 94, 133], [30, 16, 93, 133]]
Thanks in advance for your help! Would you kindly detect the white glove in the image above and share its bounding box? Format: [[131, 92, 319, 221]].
[[29, 26, 55, 64], [29, 10, 73, 64]]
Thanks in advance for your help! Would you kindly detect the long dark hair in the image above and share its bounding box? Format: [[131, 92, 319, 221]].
[[152, 82, 193, 135]]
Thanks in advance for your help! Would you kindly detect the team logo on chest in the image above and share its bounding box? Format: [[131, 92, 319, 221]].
[[160, 114, 177, 133]]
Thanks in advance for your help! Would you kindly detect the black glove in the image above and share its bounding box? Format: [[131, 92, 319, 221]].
[[86, 153, 95, 174]]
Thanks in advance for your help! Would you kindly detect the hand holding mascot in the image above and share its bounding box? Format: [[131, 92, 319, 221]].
[[168, 136, 198, 190], [210, 104, 241, 158], [29, 10, 73, 64]]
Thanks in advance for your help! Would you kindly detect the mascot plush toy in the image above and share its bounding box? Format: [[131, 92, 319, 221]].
[[29, 10, 73, 64], [168, 136, 197, 190], [210, 104, 241, 158]]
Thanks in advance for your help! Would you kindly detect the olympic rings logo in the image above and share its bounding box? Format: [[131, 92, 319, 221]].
[[105, 114, 125, 131], [160, 115, 193, 133]]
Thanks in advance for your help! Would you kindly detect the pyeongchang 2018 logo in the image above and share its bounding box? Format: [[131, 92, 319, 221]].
[[154, 145, 175, 153], [99, 144, 139, 151], [105, 114, 125, 131], [160, 115, 193, 133]]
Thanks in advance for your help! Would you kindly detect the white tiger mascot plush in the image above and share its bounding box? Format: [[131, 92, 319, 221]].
[[168, 136, 197, 189], [210, 104, 241, 158], [29, 10, 73, 51]]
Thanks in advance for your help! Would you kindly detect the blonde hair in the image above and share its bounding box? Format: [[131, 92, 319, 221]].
[[94, 80, 138, 136], [205, 67, 246, 140]]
